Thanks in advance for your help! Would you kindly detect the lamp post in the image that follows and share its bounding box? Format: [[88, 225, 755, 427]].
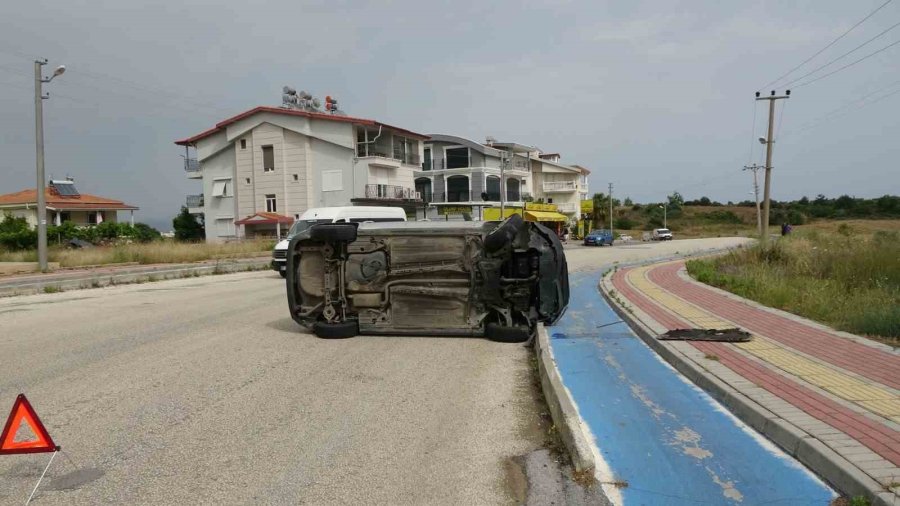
[[658, 204, 667, 229], [34, 59, 65, 271]]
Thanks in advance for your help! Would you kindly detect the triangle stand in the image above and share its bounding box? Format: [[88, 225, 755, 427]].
[[26, 450, 58, 505]]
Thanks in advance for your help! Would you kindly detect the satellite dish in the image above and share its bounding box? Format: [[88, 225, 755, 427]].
[[283, 86, 296, 95], [301, 91, 312, 100], [312, 98, 321, 108]]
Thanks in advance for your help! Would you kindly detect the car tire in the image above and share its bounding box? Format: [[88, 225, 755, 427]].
[[312, 320, 359, 339], [279, 270, 287, 279], [485, 323, 530, 343], [310, 223, 357, 243]]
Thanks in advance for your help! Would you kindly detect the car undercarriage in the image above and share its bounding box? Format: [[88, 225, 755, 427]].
[[285, 215, 568, 342]]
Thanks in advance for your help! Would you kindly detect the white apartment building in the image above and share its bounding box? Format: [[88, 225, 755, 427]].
[[414, 135, 531, 219], [175, 106, 427, 242], [528, 153, 591, 219]]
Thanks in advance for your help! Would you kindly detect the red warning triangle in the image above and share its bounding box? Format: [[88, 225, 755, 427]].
[[0, 394, 58, 455]]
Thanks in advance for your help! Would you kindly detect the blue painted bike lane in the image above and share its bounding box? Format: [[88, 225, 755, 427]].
[[550, 269, 836, 505]]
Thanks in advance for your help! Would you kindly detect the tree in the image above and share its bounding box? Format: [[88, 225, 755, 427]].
[[623, 197, 633, 207], [667, 191, 684, 210], [172, 207, 205, 241]]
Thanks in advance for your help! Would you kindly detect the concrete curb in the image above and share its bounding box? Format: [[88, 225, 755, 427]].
[[0, 258, 272, 297], [599, 266, 896, 506], [534, 324, 596, 474]]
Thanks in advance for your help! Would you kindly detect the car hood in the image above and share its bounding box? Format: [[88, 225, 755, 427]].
[[274, 239, 290, 251]]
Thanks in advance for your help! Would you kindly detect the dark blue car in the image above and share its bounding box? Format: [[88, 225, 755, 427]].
[[584, 229, 613, 246]]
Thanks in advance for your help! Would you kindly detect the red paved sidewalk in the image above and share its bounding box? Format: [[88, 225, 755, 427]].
[[607, 259, 900, 504]]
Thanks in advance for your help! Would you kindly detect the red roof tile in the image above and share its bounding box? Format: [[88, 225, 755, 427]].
[[0, 188, 139, 210], [175, 106, 428, 146], [234, 212, 294, 225]]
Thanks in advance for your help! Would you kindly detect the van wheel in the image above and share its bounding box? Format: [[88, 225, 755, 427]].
[[485, 323, 530, 343], [313, 320, 359, 339], [279, 270, 287, 279], [310, 224, 357, 243]]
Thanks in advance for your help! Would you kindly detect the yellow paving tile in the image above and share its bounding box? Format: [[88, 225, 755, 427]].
[[825, 385, 895, 401], [858, 400, 900, 417], [624, 264, 900, 421]]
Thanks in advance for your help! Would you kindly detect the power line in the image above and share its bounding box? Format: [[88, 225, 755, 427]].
[[759, 0, 894, 90], [784, 83, 900, 136], [794, 38, 900, 88], [780, 18, 900, 88], [747, 100, 758, 164]]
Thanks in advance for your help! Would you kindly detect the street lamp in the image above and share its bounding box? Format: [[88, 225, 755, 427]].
[[658, 204, 667, 229], [34, 59, 65, 271]]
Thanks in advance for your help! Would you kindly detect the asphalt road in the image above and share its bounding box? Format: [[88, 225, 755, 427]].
[[0, 237, 748, 505]]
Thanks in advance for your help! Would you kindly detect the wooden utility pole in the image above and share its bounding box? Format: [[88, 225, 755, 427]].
[[743, 164, 763, 236], [756, 90, 790, 245]]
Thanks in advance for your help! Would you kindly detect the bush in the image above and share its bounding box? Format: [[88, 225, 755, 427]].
[[699, 210, 743, 224], [173, 207, 205, 241], [615, 217, 637, 229], [0, 214, 37, 250]]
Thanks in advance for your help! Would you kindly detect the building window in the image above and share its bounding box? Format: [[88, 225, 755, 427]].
[[216, 218, 234, 237], [445, 147, 469, 169], [293, 174, 299, 181], [265, 194, 277, 213], [245, 178, 251, 184], [212, 180, 230, 197], [262, 145, 275, 172], [240, 139, 247, 149], [422, 147, 432, 171], [60, 212, 71, 223]]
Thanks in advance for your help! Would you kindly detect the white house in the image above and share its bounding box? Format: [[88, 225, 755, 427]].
[[175, 106, 427, 242]]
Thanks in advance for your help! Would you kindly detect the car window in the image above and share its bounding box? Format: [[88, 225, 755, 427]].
[[287, 219, 332, 238]]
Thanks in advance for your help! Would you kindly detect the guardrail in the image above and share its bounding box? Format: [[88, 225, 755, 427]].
[[186, 194, 204, 208], [543, 181, 577, 192]]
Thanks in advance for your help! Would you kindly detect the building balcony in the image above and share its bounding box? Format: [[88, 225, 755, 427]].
[[184, 157, 201, 179], [364, 184, 421, 201], [429, 191, 529, 204], [543, 181, 578, 192], [556, 202, 578, 214], [357, 153, 420, 169], [186, 194, 204, 213]]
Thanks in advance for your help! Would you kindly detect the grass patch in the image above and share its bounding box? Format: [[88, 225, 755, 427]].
[[0, 239, 274, 268], [686, 224, 899, 342]]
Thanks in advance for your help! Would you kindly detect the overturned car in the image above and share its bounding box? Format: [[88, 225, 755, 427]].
[[285, 215, 568, 342]]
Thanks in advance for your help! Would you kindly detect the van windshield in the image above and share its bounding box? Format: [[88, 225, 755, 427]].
[[658, 229, 671, 234], [287, 219, 332, 239]]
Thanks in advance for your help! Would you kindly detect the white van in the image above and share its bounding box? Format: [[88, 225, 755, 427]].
[[271, 207, 407, 277]]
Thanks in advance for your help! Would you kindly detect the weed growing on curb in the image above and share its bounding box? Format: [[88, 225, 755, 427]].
[[42, 285, 61, 293], [704, 353, 719, 361]]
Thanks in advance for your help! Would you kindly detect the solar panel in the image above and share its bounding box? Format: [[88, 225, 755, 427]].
[[51, 181, 79, 196]]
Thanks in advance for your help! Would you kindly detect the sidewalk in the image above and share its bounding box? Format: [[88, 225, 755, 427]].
[[605, 259, 900, 505], [0, 256, 271, 296]]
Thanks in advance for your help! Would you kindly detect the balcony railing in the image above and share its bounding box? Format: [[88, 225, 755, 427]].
[[543, 181, 578, 192], [358, 152, 420, 166], [364, 184, 420, 200], [556, 202, 578, 213], [186, 194, 204, 208], [184, 158, 200, 173]]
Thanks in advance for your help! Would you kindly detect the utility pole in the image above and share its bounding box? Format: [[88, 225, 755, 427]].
[[34, 59, 66, 272], [500, 151, 507, 217], [608, 182, 614, 238], [743, 164, 763, 236], [756, 89, 790, 245]]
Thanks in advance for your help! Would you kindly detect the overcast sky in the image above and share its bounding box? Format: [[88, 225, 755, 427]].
[[1, 0, 898, 230]]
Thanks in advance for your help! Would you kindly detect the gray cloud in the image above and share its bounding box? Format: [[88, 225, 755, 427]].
[[1, 0, 898, 230]]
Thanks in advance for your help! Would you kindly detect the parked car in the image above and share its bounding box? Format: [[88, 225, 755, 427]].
[[619, 234, 633, 242], [272, 206, 406, 277], [285, 214, 569, 342], [583, 229, 614, 247], [652, 228, 674, 241]]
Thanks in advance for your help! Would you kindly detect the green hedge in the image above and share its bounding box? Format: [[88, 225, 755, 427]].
[[1, 213, 160, 250]]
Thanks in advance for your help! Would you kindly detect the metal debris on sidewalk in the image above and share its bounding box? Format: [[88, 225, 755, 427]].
[[659, 328, 752, 343]]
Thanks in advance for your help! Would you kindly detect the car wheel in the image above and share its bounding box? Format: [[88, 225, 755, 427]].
[[485, 323, 530, 343], [279, 270, 287, 279], [310, 223, 358, 243], [312, 320, 359, 339]]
